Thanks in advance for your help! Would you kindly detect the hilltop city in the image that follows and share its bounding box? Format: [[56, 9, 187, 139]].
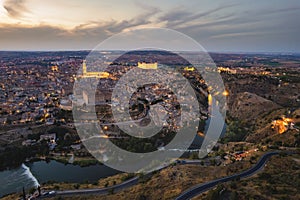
[[0, 51, 299, 200]]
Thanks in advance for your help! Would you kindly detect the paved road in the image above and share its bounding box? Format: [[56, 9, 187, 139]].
[[57, 177, 139, 196], [39, 177, 139, 198], [175, 152, 280, 200], [40, 151, 292, 199], [39, 159, 199, 198]]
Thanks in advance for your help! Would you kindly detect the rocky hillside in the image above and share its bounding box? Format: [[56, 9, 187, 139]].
[[229, 92, 281, 123], [246, 108, 300, 146]]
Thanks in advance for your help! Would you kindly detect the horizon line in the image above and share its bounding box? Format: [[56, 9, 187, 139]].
[[0, 50, 299, 54]]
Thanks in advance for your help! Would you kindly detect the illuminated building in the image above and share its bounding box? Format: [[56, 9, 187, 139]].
[[208, 94, 213, 106], [184, 66, 195, 71], [222, 90, 229, 96], [217, 67, 237, 74], [271, 116, 293, 134], [82, 60, 87, 74], [137, 62, 158, 69], [81, 60, 110, 78], [51, 66, 58, 72]]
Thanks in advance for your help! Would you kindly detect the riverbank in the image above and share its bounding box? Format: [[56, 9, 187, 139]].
[[0, 159, 120, 198], [0, 154, 101, 171], [1, 153, 255, 200], [33, 153, 300, 200], [46, 155, 101, 167], [1, 172, 132, 200]]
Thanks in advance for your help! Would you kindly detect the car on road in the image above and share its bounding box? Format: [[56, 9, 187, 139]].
[[42, 191, 56, 197]]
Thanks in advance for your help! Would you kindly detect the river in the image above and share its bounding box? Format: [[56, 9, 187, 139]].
[[0, 160, 120, 197], [0, 104, 226, 198]]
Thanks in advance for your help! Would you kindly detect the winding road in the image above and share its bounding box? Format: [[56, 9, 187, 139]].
[[175, 151, 281, 200], [56, 177, 139, 197], [40, 151, 291, 199]]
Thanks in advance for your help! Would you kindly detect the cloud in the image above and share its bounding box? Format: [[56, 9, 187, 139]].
[[134, 1, 161, 15], [1, 1, 300, 52], [3, 0, 28, 18], [74, 2, 160, 36], [244, 5, 300, 18], [0, 24, 106, 50], [0, 3, 161, 51], [158, 3, 239, 28], [0, 1, 163, 50], [210, 31, 268, 39]]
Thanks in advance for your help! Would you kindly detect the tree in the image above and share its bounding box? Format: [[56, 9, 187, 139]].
[[189, 152, 199, 160], [73, 183, 80, 189], [206, 188, 220, 200], [104, 182, 109, 187], [229, 191, 238, 200], [22, 187, 26, 200], [108, 188, 114, 195], [29, 187, 36, 194]]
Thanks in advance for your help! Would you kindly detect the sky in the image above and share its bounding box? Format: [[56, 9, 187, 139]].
[[0, 0, 300, 52]]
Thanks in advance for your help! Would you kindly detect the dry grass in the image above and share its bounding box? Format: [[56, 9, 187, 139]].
[[197, 154, 300, 200], [44, 161, 252, 200]]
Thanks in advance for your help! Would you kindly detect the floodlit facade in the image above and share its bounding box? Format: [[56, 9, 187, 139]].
[[82, 60, 110, 78], [137, 62, 158, 69]]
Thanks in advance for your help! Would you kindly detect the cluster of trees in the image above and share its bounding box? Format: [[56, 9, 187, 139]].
[[0, 142, 49, 170], [111, 129, 176, 153], [221, 118, 249, 143]]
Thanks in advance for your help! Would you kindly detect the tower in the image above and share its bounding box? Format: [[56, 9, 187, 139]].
[[82, 60, 87, 75]]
